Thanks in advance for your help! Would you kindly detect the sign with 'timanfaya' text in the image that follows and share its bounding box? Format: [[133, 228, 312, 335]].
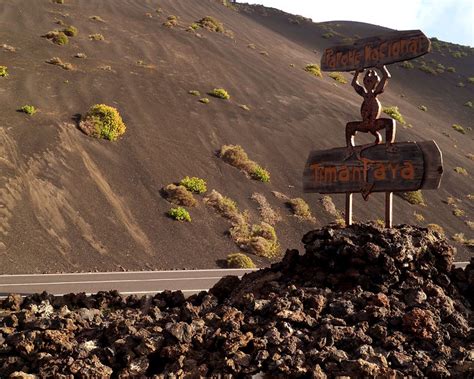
[[303, 141, 443, 195], [321, 30, 431, 72]]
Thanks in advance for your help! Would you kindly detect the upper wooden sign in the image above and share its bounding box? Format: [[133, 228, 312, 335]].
[[321, 30, 431, 72]]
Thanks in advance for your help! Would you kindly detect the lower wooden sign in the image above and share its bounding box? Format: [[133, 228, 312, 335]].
[[303, 141, 443, 195]]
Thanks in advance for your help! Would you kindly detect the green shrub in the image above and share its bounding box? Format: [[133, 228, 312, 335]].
[[427, 224, 445, 235], [419, 105, 427, 112], [322, 32, 334, 39], [89, 15, 105, 22], [162, 184, 197, 207], [204, 190, 243, 224], [446, 66, 456, 73], [226, 253, 256, 268], [63, 25, 78, 37], [251, 165, 270, 182], [89, 33, 104, 41], [452, 51, 462, 58], [329, 72, 347, 84], [400, 61, 414, 69], [413, 211, 425, 223], [288, 198, 315, 222], [190, 23, 200, 30], [209, 88, 230, 100], [453, 208, 465, 217], [188, 90, 200, 96], [468, 77, 474, 84], [80, 104, 126, 141], [18, 105, 36, 115], [245, 222, 280, 258], [46, 57, 73, 70], [399, 191, 425, 205], [452, 124, 465, 134], [383, 106, 406, 125], [199, 98, 209, 104], [168, 207, 191, 222], [44, 30, 69, 45], [418, 64, 436, 75], [239, 104, 250, 111], [180, 176, 207, 194], [0, 66, 8, 77], [464, 101, 473, 108], [305, 64, 322, 78], [164, 15, 178, 28], [197, 16, 224, 33], [454, 167, 468, 176]]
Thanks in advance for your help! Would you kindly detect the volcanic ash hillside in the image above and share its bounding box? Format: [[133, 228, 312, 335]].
[[0, 225, 473, 377]]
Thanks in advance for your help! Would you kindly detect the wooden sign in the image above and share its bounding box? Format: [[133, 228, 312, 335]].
[[321, 30, 431, 72], [303, 141, 443, 194]]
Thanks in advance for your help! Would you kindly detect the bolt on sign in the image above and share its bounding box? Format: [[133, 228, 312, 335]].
[[303, 30, 443, 228]]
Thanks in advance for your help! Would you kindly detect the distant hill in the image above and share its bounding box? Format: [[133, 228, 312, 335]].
[[0, 0, 472, 274]]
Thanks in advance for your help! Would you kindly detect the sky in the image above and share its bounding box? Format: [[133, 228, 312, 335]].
[[246, 0, 474, 47]]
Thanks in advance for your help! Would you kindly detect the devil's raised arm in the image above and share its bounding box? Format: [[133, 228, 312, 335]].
[[352, 69, 365, 96], [375, 65, 391, 94]]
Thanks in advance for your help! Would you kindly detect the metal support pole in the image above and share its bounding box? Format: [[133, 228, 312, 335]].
[[385, 192, 393, 228], [345, 193, 353, 226]]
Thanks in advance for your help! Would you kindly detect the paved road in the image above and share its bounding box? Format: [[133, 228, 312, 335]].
[[0, 269, 257, 297], [0, 263, 468, 298]]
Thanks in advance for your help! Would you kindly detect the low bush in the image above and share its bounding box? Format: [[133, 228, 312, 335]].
[[162, 184, 197, 207], [219, 145, 270, 183], [226, 253, 256, 268], [247, 43, 256, 49], [168, 207, 191, 222], [419, 105, 427, 112], [89, 33, 104, 41], [18, 105, 36, 115], [382, 106, 406, 125], [251, 165, 270, 182], [457, 82, 465, 87], [328, 72, 347, 84], [399, 191, 425, 206], [75, 53, 87, 58], [63, 25, 78, 37], [0, 66, 8, 77], [446, 66, 456, 73], [320, 195, 340, 218], [208, 88, 230, 100], [199, 98, 210, 104], [52, 0, 64, 4], [464, 101, 473, 108], [322, 32, 334, 39], [204, 190, 241, 222], [188, 90, 200, 96], [452, 124, 466, 134], [259, 51, 269, 56], [453, 208, 465, 217], [180, 176, 207, 194], [304, 64, 322, 78], [427, 224, 445, 235], [288, 198, 315, 222], [197, 16, 224, 33], [189, 23, 200, 30], [413, 212, 425, 223], [239, 104, 250, 111], [164, 15, 178, 28], [400, 61, 414, 69], [468, 77, 474, 84], [89, 15, 106, 22], [251, 193, 281, 226], [242, 222, 280, 258], [418, 64, 436, 75], [44, 30, 69, 45], [79, 104, 126, 141], [46, 57, 73, 70], [454, 167, 468, 176], [452, 233, 474, 246], [452, 51, 462, 58]]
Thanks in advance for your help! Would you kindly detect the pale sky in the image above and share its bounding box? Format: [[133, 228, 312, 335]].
[[246, 0, 474, 47]]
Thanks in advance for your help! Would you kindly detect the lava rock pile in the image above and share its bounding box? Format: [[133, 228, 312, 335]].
[[0, 224, 472, 378]]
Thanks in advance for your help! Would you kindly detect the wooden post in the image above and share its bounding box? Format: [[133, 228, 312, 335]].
[[385, 192, 393, 228], [345, 193, 353, 226]]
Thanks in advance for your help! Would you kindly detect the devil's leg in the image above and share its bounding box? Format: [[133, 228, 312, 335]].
[[345, 121, 360, 147]]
